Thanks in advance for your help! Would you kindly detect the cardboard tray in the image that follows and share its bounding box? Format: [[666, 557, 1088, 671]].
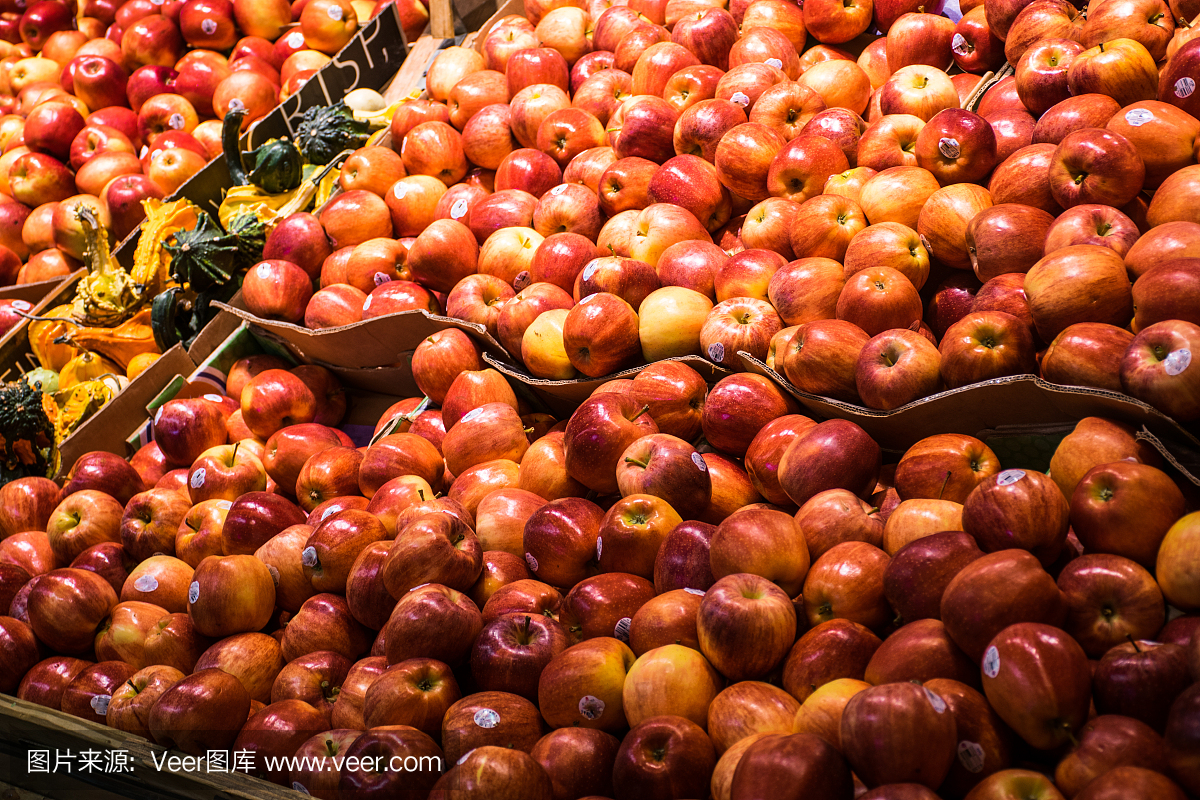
[[485, 352, 733, 417], [0, 272, 79, 306], [737, 352, 1200, 485]]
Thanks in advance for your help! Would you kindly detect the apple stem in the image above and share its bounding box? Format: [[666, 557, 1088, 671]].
[[1063, 721, 1079, 747], [231, 440, 240, 461], [126, 679, 138, 695], [523, 615, 531, 638], [631, 405, 652, 422], [1127, 633, 1141, 652], [418, 489, 425, 501], [623, 456, 649, 468], [937, 471, 951, 501]]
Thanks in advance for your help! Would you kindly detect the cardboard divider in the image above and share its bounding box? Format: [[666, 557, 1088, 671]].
[[212, 301, 510, 367], [738, 351, 1200, 484], [485, 352, 733, 417], [0, 271, 80, 306]]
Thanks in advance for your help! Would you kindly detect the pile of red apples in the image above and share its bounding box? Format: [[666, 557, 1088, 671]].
[[2, 333, 1200, 800], [0, 0, 429, 300], [242, 0, 1200, 425]]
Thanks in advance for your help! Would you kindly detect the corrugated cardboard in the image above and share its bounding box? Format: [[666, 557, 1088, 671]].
[[738, 351, 1200, 485], [213, 301, 509, 368], [0, 271, 80, 306], [485, 352, 733, 417]]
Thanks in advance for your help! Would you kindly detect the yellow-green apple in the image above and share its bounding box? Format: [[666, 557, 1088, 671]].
[[791, 677, 870, 750], [698, 572, 797, 682], [623, 642, 723, 727], [940, 550, 1065, 661], [634, 285, 712, 361], [962, 468, 1069, 565], [855, 328, 941, 411], [840, 681, 957, 788], [938, 310, 1037, 388]]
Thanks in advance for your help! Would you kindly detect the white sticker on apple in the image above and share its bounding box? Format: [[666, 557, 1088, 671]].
[[473, 708, 500, 728], [596, 536, 603, 561], [996, 469, 1024, 486], [301, 546, 318, 567], [204, 393, 223, 403], [188, 581, 200, 605], [363, 296, 373, 311], [292, 783, 311, 795], [322, 505, 338, 520], [951, 33, 968, 55], [457, 750, 475, 765], [550, 184, 567, 196], [230, 98, 245, 112], [394, 182, 408, 199], [938, 137, 960, 159], [461, 407, 484, 423], [583, 260, 600, 281], [1125, 108, 1154, 126], [134, 575, 159, 593], [288, 31, 305, 48], [1166, 348, 1192, 376], [691, 452, 707, 472], [155, 407, 163, 424], [765, 58, 783, 69], [1177, 77, 1196, 99], [91, 695, 111, 716], [730, 92, 750, 107], [410, 583, 430, 592], [707, 342, 725, 363], [578, 695, 605, 720], [451, 199, 469, 219], [12, 300, 30, 311], [957, 741, 986, 773], [266, 564, 280, 585], [924, 687, 947, 713], [373, 272, 392, 286], [190, 468, 206, 489], [580, 293, 599, 304], [614, 617, 631, 642], [327, 3, 343, 19], [201, 18, 217, 34], [525, 552, 539, 572], [982, 645, 1000, 678], [684, 587, 705, 596]]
